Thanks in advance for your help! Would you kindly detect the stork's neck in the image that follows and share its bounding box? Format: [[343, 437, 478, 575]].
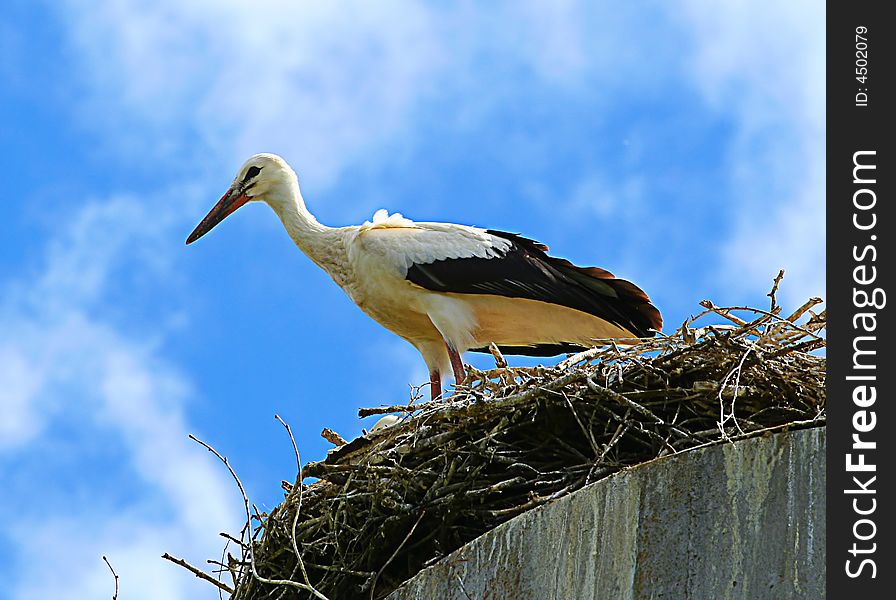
[[268, 180, 341, 270], [273, 187, 326, 237]]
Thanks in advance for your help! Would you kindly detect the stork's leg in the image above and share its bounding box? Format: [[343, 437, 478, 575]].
[[429, 370, 442, 401], [446, 344, 466, 385]]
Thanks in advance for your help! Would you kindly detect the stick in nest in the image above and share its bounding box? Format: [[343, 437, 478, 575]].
[[276, 415, 320, 596], [187, 433, 331, 600], [321, 427, 348, 446], [768, 269, 785, 311], [367, 510, 427, 600], [162, 553, 234, 595], [488, 342, 508, 368]]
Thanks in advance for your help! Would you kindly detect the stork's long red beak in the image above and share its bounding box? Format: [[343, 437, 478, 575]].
[[186, 188, 251, 245]]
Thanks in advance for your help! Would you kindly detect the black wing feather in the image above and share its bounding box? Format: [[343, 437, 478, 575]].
[[406, 230, 662, 342], [469, 342, 589, 356]]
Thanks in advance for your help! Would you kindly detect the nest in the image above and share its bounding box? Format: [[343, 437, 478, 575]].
[[183, 291, 826, 600]]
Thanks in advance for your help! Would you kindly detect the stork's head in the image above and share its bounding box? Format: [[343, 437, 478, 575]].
[[186, 153, 297, 244]]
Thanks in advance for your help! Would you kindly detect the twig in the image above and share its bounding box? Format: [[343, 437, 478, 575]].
[[785, 297, 824, 323], [359, 401, 437, 418], [717, 345, 753, 437], [768, 269, 785, 311], [189, 433, 330, 600], [219, 531, 248, 549], [585, 378, 661, 423], [488, 342, 508, 368], [217, 536, 232, 599], [359, 371, 585, 419], [368, 510, 427, 600], [559, 391, 601, 458], [698, 301, 825, 340], [275, 415, 326, 599], [597, 422, 629, 465], [162, 553, 234, 595], [321, 427, 348, 446], [698, 300, 749, 326], [102, 555, 120, 600]]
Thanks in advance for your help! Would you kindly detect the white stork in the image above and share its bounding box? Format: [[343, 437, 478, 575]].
[[187, 154, 662, 400]]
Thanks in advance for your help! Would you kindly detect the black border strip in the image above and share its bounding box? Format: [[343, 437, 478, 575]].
[[827, 2, 894, 596]]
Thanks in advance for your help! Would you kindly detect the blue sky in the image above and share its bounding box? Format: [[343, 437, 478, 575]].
[[1, 1, 823, 597]]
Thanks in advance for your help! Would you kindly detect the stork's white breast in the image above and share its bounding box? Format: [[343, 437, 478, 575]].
[[340, 215, 510, 345]]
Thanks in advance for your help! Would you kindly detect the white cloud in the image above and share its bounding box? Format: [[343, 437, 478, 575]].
[[56, 2, 673, 192], [60, 0, 444, 189], [0, 347, 42, 447], [567, 173, 646, 222], [0, 196, 241, 599], [12, 519, 210, 600], [678, 0, 825, 306], [720, 156, 825, 305], [360, 338, 430, 407]]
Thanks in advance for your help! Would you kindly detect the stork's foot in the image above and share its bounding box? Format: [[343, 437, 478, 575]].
[[446, 344, 466, 385]]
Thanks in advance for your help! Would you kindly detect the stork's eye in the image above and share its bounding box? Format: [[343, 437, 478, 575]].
[[243, 165, 262, 183]]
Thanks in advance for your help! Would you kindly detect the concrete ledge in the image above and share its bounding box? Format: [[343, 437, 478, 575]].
[[389, 427, 825, 600]]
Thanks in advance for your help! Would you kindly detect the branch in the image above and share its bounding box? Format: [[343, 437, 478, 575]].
[[767, 269, 785, 311], [321, 427, 348, 446], [102, 555, 120, 600], [276, 415, 328, 599], [162, 553, 234, 595], [188, 431, 331, 600], [488, 342, 508, 368]]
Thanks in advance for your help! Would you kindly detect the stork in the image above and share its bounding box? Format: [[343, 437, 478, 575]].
[[187, 154, 662, 400]]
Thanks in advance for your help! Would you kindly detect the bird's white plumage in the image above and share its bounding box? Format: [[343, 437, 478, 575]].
[[342, 211, 520, 368], [360, 208, 414, 229], [370, 414, 402, 432], [353, 210, 511, 273], [195, 154, 649, 398], [333, 213, 628, 386]]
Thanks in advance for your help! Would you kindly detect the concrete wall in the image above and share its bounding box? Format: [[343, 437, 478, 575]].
[[389, 427, 825, 600]]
